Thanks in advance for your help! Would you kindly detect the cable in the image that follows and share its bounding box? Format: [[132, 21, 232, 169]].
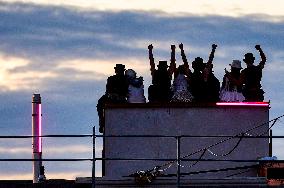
[[146, 114, 284, 175], [206, 133, 244, 157]]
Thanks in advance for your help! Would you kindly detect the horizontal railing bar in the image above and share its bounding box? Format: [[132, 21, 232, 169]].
[[0, 158, 283, 163], [0, 135, 284, 138]]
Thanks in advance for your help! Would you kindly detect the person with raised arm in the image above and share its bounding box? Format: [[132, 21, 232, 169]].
[[189, 44, 219, 102], [202, 44, 220, 102], [241, 45, 267, 101], [148, 44, 175, 102], [170, 43, 193, 102]]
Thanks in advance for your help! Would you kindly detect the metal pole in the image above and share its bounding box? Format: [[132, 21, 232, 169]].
[[32, 94, 42, 183], [92, 126, 96, 188], [176, 136, 181, 187], [269, 130, 272, 157]]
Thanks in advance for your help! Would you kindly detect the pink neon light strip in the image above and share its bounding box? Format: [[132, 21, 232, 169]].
[[38, 104, 42, 153], [216, 102, 269, 107]]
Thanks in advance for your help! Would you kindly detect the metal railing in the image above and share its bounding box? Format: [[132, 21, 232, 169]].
[[1, 127, 284, 187]]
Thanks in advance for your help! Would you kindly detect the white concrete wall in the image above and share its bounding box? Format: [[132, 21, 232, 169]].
[[103, 104, 269, 179]]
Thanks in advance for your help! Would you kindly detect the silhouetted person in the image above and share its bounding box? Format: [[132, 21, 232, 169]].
[[148, 44, 175, 102], [241, 45, 266, 101], [170, 43, 193, 102], [202, 44, 220, 102], [97, 64, 128, 133], [187, 44, 219, 102], [220, 60, 245, 102], [125, 69, 146, 103]]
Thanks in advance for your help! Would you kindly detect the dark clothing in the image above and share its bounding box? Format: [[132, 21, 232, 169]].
[[148, 69, 172, 102], [106, 74, 129, 103], [190, 71, 220, 102], [97, 94, 108, 133], [204, 73, 220, 102], [97, 74, 129, 133], [190, 71, 206, 102], [241, 65, 264, 101]]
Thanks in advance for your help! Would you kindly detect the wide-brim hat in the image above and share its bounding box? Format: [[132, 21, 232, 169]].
[[229, 60, 242, 69], [114, 64, 125, 70], [157, 61, 168, 68]]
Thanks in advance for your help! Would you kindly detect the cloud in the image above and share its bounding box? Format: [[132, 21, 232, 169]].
[[0, 1, 284, 180], [2, 0, 284, 17]]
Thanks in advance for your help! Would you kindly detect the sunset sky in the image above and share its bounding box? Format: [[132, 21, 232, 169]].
[[0, 0, 284, 180]]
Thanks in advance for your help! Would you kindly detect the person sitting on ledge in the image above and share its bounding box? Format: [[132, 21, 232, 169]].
[[148, 44, 175, 102], [125, 69, 146, 103], [240, 45, 266, 101], [97, 64, 129, 133]]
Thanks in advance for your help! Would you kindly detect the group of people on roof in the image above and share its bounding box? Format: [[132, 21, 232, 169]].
[[97, 43, 266, 132]]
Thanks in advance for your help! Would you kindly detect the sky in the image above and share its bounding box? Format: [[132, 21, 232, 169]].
[[0, 0, 284, 180]]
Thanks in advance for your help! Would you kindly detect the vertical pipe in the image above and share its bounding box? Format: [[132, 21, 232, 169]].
[[176, 136, 181, 187], [32, 94, 42, 183], [269, 130, 272, 157], [92, 126, 96, 188]]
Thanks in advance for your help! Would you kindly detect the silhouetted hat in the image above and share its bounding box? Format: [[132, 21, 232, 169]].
[[192, 57, 204, 64], [243, 53, 255, 62], [114, 64, 125, 70], [157, 61, 168, 68], [230, 60, 242, 69]]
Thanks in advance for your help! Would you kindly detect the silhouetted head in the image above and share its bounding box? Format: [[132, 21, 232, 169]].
[[229, 60, 242, 73], [157, 61, 168, 71], [192, 57, 205, 72], [125, 69, 137, 79], [114, 64, 125, 75], [243, 53, 255, 66]]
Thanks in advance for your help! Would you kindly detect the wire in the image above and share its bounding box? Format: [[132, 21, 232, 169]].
[[206, 134, 244, 157], [146, 114, 284, 175]]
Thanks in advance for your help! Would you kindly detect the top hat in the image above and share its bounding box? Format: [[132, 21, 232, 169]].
[[192, 57, 204, 64], [114, 64, 125, 70], [157, 61, 168, 68], [229, 60, 242, 69], [243, 53, 255, 62]]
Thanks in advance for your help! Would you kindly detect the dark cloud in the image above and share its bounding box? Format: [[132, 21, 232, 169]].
[[0, 2, 283, 64]]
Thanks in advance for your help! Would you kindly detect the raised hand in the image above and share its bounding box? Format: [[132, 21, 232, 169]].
[[171, 45, 176, 50], [255, 45, 261, 50], [179, 43, 184, 50], [212, 44, 217, 49], [148, 44, 153, 50]]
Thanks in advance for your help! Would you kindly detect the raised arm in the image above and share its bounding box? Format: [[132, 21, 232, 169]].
[[179, 43, 189, 67], [179, 43, 191, 77], [207, 44, 217, 65], [168, 45, 176, 75], [148, 44, 155, 75], [255, 45, 266, 68]]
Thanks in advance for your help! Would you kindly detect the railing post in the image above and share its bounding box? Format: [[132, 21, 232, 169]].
[[92, 126, 96, 188], [176, 136, 181, 187], [269, 129, 272, 157]]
